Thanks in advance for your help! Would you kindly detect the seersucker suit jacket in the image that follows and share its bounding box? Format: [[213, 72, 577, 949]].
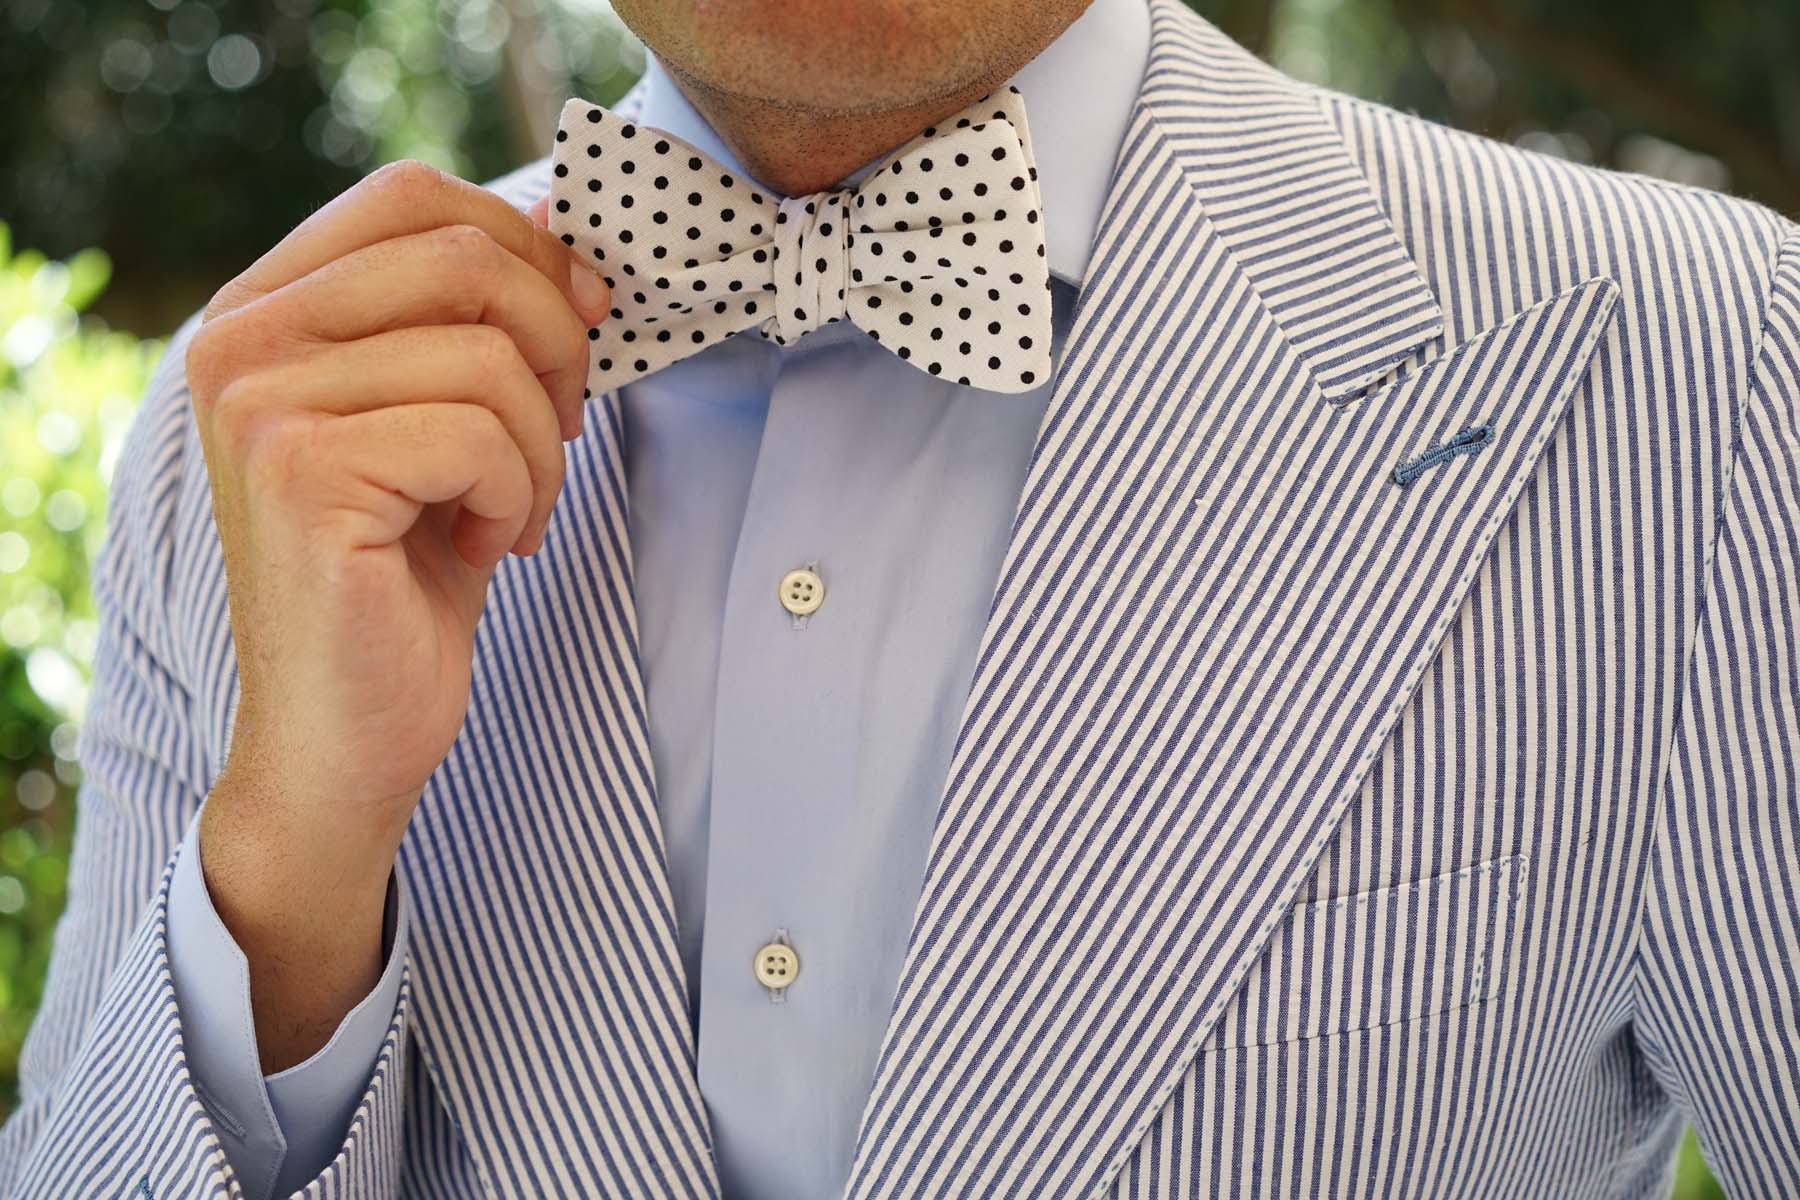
[[5, 1, 1800, 1196]]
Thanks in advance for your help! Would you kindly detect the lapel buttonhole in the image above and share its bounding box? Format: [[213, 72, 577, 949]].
[[1393, 421, 1496, 487]]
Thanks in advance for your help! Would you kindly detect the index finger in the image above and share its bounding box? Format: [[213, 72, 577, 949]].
[[204, 159, 599, 326]]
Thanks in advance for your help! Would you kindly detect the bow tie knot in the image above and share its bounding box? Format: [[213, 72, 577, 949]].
[[772, 192, 853, 344], [550, 84, 1055, 393]]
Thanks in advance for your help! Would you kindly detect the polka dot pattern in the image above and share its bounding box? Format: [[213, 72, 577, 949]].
[[548, 85, 1053, 395]]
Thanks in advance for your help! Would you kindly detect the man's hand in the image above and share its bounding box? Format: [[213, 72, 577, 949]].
[[185, 160, 607, 1072]]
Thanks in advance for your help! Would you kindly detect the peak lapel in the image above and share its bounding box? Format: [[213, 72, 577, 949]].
[[398, 390, 719, 1199], [844, 5, 1619, 1198]]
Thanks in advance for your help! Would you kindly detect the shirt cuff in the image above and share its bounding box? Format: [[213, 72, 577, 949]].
[[165, 803, 410, 1200]]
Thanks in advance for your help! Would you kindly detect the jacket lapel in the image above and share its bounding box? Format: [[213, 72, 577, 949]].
[[397, 87, 720, 1200], [844, 4, 1619, 1198]]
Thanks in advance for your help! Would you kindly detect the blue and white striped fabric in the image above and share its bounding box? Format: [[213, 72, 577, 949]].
[[5, 0, 1799, 1195]]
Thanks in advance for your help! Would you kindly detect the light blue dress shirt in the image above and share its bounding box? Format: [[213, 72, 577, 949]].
[[163, 1, 1150, 1195]]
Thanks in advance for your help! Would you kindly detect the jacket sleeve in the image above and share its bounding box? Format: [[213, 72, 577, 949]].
[[0, 313, 413, 1200], [1632, 222, 1800, 1195]]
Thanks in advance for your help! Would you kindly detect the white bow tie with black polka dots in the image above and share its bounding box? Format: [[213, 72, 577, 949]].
[[548, 85, 1053, 394]]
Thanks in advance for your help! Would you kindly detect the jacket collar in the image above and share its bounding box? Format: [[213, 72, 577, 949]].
[[398, 4, 1616, 1197]]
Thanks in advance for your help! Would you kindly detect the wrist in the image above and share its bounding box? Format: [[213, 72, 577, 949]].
[[199, 767, 411, 1071]]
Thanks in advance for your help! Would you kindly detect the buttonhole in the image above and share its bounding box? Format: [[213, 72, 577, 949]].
[[1393, 422, 1495, 487]]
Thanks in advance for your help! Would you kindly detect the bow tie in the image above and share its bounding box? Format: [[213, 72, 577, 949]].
[[548, 85, 1054, 395]]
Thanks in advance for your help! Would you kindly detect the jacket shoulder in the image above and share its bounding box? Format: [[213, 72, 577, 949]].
[[1301, 80, 1793, 344]]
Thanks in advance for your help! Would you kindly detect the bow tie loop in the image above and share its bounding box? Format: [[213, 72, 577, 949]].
[[773, 192, 853, 344]]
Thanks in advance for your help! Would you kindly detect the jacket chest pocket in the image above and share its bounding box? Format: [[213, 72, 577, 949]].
[[1204, 855, 1528, 1051]]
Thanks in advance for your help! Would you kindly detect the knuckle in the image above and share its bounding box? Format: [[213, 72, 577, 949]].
[[466, 323, 522, 377], [184, 318, 228, 400], [232, 406, 313, 487], [433, 222, 499, 271], [366, 158, 446, 204], [185, 309, 255, 403]]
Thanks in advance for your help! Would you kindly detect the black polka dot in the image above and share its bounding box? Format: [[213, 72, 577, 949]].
[[654, 175, 668, 189], [988, 355, 1001, 369], [621, 161, 635, 174], [620, 124, 636, 138], [920, 158, 933, 171], [722, 208, 735, 222], [554, 164, 568, 177], [586, 109, 600, 123], [634, 358, 648, 371], [816, 258, 828, 272], [954, 153, 968, 167], [556, 129, 567, 142], [898, 346, 912, 360], [991, 146, 1006, 161], [598, 357, 612, 369], [1021, 371, 1035, 384], [654, 138, 668, 153], [928, 362, 942, 375]]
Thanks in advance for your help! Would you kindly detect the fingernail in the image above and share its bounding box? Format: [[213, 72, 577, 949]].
[[568, 260, 609, 321]]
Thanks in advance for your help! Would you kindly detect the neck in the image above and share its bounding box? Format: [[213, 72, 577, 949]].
[[657, 62, 1025, 198]]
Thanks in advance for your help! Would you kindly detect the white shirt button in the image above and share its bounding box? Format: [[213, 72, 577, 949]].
[[753, 941, 800, 990], [778, 567, 825, 616]]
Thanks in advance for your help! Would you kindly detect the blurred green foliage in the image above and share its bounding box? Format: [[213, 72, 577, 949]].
[[0, 223, 162, 1105], [1, 0, 1792, 1192]]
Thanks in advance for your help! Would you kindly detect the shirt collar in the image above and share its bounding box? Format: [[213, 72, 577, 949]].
[[633, 0, 1151, 288]]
